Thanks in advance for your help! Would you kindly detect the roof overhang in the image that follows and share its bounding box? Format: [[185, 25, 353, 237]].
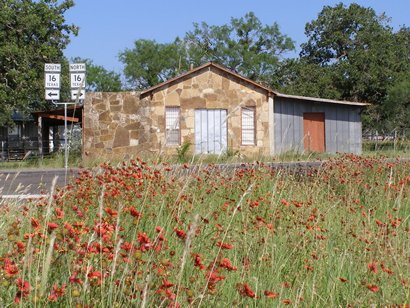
[[31, 105, 83, 125], [273, 92, 370, 107]]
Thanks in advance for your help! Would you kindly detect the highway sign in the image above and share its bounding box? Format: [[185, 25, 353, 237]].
[[45, 73, 60, 88], [70, 72, 86, 88], [69, 63, 86, 72], [71, 89, 86, 101], [45, 89, 60, 100], [44, 63, 61, 73]]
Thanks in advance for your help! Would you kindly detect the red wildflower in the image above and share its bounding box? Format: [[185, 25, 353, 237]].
[[128, 206, 142, 218], [237, 283, 257, 298], [47, 222, 59, 231], [264, 290, 279, 298], [375, 219, 384, 226], [137, 232, 151, 251], [31, 217, 40, 229], [16, 241, 25, 254], [104, 207, 118, 217], [174, 228, 186, 240], [206, 270, 225, 286], [69, 272, 83, 285], [55, 207, 64, 219], [48, 283, 66, 302], [219, 258, 237, 271], [15, 278, 30, 303], [367, 284, 379, 292], [282, 299, 292, 305], [161, 279, 174, 288], [192, 253, 205, 270], [88, 271, 103, 285], [367, 261, 378, 274], [3, 258, 19, 277], [339, 277, 348, 283], [381, 262, 394, 275], [281, 199, 289, 206], [216, 241, 234, 249]]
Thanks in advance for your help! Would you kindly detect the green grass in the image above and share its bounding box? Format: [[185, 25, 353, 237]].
[[0, 155, 408, 306], [0, 151, 83, 170]]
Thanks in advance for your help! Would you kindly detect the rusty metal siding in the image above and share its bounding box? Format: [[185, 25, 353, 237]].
[[274, 97, 362, 154]]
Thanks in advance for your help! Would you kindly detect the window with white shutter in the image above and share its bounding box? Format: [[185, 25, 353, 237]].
[[241, 107, 255, 145], [165, 107, 180, 145]]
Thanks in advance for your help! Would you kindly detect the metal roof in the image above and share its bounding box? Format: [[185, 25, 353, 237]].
[[274, 92, 370, 107]]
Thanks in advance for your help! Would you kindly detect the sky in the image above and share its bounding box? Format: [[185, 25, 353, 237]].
[[63, 1, 410, 74]]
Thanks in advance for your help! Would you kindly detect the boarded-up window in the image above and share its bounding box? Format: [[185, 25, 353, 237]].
[[241, 107, 255, 145], [165, 107, 180, 145]]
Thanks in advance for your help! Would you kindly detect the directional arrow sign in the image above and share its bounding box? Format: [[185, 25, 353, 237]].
[[71, 89, 86, 101], [45, 89, 60, 100]]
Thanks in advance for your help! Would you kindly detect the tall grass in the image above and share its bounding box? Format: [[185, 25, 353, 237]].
[[0, 155, 409, 306]]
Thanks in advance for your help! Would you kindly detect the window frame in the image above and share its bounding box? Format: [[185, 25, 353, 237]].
[[165, 106, 181, 146], [241, 106, 256, 146]]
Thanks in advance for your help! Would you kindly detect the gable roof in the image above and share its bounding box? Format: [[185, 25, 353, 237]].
[[140, 62, 369, 107], [140, 62, 273, 96]]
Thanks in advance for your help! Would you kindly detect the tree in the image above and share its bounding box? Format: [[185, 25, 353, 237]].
[[185, 12, 295, 84], [275, 59, 341, 99], [285, 3, 409, 129], [71, 58, 122, 92], [0, 0, 78, 125], [383, 73, 410, 131], [119, 39, 189, 90], [120, 12, 295, 90]]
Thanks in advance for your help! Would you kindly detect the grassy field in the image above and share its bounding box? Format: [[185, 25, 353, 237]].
[[0, 155, 409, 307]]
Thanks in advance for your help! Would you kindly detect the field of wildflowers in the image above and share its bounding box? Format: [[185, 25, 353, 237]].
[[0, 155, 409, 307]]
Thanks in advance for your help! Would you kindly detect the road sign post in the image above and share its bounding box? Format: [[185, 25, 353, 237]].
[[44, 63, 86, 181]]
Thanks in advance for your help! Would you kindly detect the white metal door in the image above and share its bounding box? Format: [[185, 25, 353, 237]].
[[195, 109, 227, 154]]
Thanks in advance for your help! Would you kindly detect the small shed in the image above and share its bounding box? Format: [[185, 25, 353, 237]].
[[83, 62, 368, 159]]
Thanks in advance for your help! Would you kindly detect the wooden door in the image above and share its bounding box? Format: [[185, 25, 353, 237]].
[[303, 113, 325, 152], [195, 109, 227, 154]]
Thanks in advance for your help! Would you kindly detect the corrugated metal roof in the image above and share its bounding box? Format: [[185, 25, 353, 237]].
[[274, 92, 370, 107]]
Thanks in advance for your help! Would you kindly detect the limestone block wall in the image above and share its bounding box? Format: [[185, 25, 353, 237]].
[[83, 92, 158, 160], [145, 66, 271, 156]]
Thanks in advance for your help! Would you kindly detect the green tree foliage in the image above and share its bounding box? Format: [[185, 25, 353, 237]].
[[0, 0, 78, 125], [185, 12, 295, 84], [284, 3, 410, 129], [383, 73, 410, 131], [72, 58, 122, 92], [119, 39, 189, 90], [120, 12, 295, 89]]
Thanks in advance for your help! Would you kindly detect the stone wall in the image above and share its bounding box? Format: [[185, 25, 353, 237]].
[[83, 92, 158, 160], [143, 66, 271, 156], [83, 67, 272, 160]]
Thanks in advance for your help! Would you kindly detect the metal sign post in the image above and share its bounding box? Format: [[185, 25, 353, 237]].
[[44, 63, 86, 183]]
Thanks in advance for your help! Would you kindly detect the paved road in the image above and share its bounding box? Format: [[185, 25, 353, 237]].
[[0, 161, 323, 196], [0, 168, 79, 196], [1, 158, 407, 197]]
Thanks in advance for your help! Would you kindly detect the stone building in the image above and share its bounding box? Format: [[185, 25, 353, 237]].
[[83, 62, 368, 160]]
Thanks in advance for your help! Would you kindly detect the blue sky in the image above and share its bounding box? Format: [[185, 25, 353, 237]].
[[64, 1, 409, 74]]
